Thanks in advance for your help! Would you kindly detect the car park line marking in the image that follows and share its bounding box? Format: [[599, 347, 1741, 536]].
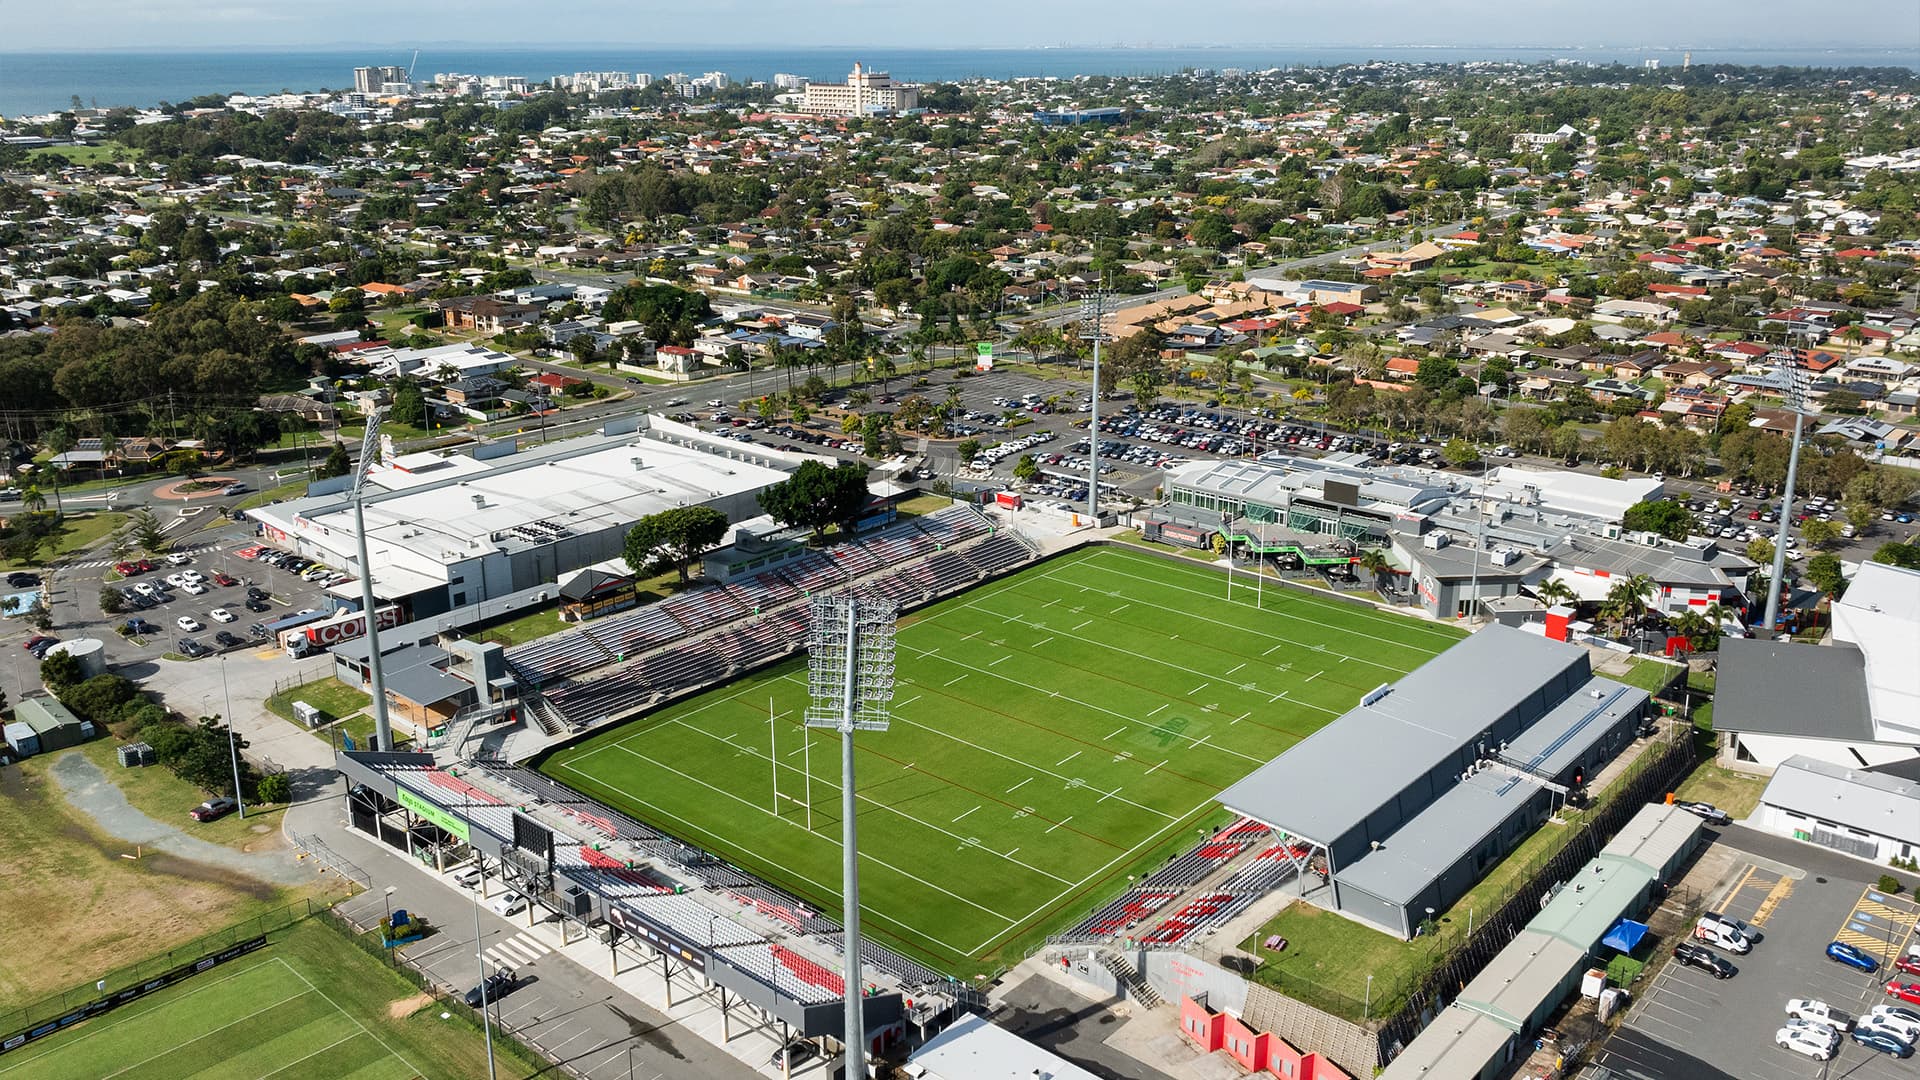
[[1751, 877, 1794, 926]]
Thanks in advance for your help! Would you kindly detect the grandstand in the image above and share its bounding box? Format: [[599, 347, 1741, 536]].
[[503, 505, 1040, 733]]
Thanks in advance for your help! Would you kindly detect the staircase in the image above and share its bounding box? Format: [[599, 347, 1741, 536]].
[[1097, 950, 1163, 1009]]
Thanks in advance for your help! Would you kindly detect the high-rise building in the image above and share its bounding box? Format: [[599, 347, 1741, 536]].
[[772, 73, 809, 91], [353, 65, 410, 94], [799, 63, 920, 117]]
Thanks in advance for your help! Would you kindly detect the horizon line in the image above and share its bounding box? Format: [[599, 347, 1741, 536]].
[[1, 41, 1907, 55]]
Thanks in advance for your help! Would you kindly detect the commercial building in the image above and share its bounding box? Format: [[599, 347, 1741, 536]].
[[248, 417, 797, 619], [800, 63, 919, 117], [1216, 626, 1648, 937], [2, 696, 90, 758], [906, 1013, 1100, 1080], [1714, 561, 1920, 772], [1754, 755, 1920, 863], [1380, 805, 1702, 1080], [353, 66, 410, 94]]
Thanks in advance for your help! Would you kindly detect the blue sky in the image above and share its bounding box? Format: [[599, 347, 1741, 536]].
[[9, 0, 1916, 50]]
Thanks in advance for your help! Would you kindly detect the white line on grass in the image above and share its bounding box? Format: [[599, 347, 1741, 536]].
[[1033, 636, 1054, 649], [1225, 662, 1246, 676], [1146, 704, 1169, 717], [884, 714, 1175, 821], [0, 958, 290, 1075], [1007, 777, 1032, 794], [1072, 620, 1092, 631], [1306, 670, 1321, 682], [945, 673, 969, 686], [1046, 816, 1074, 833], [252, 1031, 367, 1080], [953, 806, 979, 823], [278, 959, 424, 1079], [1057, 750, 1081, 765], [95, 988, 318, 1080], [1188, 683, 1209, 696], [1103, 726, 1126, 741], [1190, 734, 1211, 752], [989, 654, 1010, 666]]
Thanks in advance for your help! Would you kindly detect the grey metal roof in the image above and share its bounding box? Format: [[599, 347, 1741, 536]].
[[908, 1013, 1101, 1080], [1761, 755, 1920, 841], [1216, 625, 1590, 847], [1713, 638, 1874, 742]]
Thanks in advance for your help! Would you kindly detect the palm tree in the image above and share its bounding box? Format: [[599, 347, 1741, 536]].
[[1356, 549, 1392, 592], [1671, 610, 1713, 651], [1602, 574, 1656, 631], [1534, 578, 1577, 609], [19, 485, 45, 514], [873, 355, 898, 399]]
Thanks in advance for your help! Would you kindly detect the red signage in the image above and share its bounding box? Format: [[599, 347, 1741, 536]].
[[304, 606, 402, 646]]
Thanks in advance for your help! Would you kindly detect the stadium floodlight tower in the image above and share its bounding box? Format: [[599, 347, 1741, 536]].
[[351, 411, 396, 752], [1079, 284, 1109, 525], [1762, 349, 1815, 635], [804, 591, 897, 1077]]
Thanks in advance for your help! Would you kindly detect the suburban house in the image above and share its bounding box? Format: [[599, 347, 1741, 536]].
[[434, 296, 542, 334]]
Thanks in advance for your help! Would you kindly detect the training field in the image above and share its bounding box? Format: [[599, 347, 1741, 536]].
[[1, 921, 535, 1080], [544, 545, 1464, 975]]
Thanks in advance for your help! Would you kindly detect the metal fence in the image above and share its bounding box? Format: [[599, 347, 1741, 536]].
[[0, 899, 325, 1038]]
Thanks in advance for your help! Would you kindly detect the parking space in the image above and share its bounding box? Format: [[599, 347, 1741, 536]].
[[1595, 846, 1917, 1080], [106, 541, 355, 660], [1835, 886, 1920, 969]]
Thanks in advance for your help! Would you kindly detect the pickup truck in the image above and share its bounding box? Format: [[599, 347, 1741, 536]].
[[1786, 998, 1853, 1031]]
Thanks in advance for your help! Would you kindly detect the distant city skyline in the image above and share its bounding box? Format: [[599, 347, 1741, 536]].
[[8, 0, 1914, 51]]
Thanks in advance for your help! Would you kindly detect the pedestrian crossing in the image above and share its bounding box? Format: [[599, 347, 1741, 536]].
[[483, 929, 555, 968], [67, 539, 225, 571]]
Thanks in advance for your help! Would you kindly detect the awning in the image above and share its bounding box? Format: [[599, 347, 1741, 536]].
[[1603, 918, 1649, 953]]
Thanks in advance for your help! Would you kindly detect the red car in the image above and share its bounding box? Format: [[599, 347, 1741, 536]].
[[1897, 956, 1920, 978], [21, 635, 53, 652], [134, 558, 155, 573], [113, 561, 141, 576], [1886, 981, 1920, 1005], [210, 572, 238, 587]]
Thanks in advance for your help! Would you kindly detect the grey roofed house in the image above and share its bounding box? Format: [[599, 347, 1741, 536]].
[[1216, 625, 1590, 855], [1760, 755, 1920, 841], [1713, 638, 1875, 743]]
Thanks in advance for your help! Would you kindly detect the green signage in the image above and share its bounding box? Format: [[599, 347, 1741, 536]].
[[397, 786, 470, 842]]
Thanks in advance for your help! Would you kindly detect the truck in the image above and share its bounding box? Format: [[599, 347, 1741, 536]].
[[285, 604, 403, 658], [253, 608, 326, 646]]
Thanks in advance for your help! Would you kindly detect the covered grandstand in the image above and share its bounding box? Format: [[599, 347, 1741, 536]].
[[1216, 626, 1649, 937]]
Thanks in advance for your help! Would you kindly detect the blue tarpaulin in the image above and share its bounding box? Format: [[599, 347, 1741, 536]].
[[1603, 918, 1649, 953]]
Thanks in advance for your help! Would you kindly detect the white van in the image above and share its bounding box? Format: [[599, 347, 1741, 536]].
[[1695, 915, 1752, 953]]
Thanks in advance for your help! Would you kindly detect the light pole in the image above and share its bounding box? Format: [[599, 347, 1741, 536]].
[[382, 884, 396, 925], [219, 656, 245, 819], [467, 802, 499, 1080], [349, 412, 395, 751], [1364, 973, 1374, 1022], [1762, 351, 1812, 636], [804, 593, 898, 1079], [1080, 274, 1108, 525]]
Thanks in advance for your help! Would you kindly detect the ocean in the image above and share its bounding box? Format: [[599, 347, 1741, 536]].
[[2, 44, 1916, 118]]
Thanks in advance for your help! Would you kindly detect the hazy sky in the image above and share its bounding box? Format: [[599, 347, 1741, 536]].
[[7, 0, 1917, 50]]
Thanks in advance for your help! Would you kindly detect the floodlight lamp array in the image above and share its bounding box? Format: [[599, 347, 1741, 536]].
[[804, 593, 897, 732]]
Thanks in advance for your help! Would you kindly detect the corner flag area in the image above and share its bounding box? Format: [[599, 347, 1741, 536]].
[[541, 546, 1465, 975]]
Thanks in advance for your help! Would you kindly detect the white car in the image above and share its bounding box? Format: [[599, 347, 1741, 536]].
[[131, 582, 160, 599], [164, 573, 189, 589], [180, 581, 208, 596], [301, 565, 334, 582], [175, 616, 203, 632], [180, 569, 204, 584], [1777, 1022, 1838, 1061], [1870, 1005, 1920, 1041], [208, 608, 235, 623], [1786, 999, 1850, 1030], [165, 552, 191, 565], [489, 892, 529, 918]]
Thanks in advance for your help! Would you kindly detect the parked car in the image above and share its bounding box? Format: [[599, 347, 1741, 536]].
[[1852, 1024, 1914, 1058], [180, 581, 208, 596], [1889, 982, 1920, 1007], [489, 892, 529, 918], [5, 572, 41, 588], [209, 608, 236, 623], [113, 561, 145, 576], [176, 616, 203, 633], [1776, 1022, 1839, 1061], [245, 598, 271, 613], [1674, 800, 1732, 826], [769, 1041, 819, 1070], [177, 638, 210, 658], [1672, 942, 1734, 978], [123, 619, 159, 636], [189, 798, 237, 822], [21, 634, 53, 653], [246, 586, 270, 601], [210, 572, 238, 587], [1869, 1005, 1920, 1041], [463, 967, 518, 1009], [1694, 915, 1751, 954], [452, 866, 485, 890], [1830, 941, 1883, 973], [165, 552, 191, 565], [213, 631, 243, 649]]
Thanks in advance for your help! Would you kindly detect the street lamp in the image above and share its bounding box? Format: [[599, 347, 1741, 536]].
[[1364, 973, 1374, 1022], [382, 885, 396, 924], [218, 656, 245, 820]]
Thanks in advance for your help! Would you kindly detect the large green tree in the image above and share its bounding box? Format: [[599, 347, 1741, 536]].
[[622, 506, 730, 585], [757, 460, 872, 541], [1621, 499, 1694, 541]]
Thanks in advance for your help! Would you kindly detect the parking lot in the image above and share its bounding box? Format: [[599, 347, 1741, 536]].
[[1597, 844, 1920, 1080]]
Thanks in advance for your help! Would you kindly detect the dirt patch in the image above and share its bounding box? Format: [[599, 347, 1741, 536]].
[[388, 992, 435, 1020]]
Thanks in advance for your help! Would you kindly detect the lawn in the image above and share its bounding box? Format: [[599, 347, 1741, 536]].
[[1617, 658, 1685, 697], [266, 679, 371, 727], [27, 142, 139, 166], [1676, 763, 1766, 819], [892, 493, 955, 518], [75, 741, 291, 854], [542, 546, 1464, 976], [0, 512, 126, 572], [235, 479, 309, 512], [0, 918, 543, 1080], [0, 752, 341, 1009]]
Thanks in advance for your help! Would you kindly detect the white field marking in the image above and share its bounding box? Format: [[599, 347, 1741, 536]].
[[1146, 703, 1169, 718], [101, 993, 316, 1079], [0, 958, 289, 1075], [1233, 712, 1250, 725], [1033, 636, 1054, 650], [951, 599, 1341, 719], [1104, 726, 1126, 741], [965, 792, 1228, 956], [901, 641, 1275, 760], [1225, 662, 1246, 677], [278, 960, 424, 1078], [989, 654, 1010, 666], [601, 743, 1049, 913], [886, 713, 1175, 821], [252, 1032, 368, 1080], [1306, 670, 1322, 682], [962, 629, 981, 640], [1072, 620, 1093, 631], [1046, 817, 1074, 833], [945, 673, 969, 686], [786, 745, 806, 757], [1189, 734, 1211, 752], [953, 805, 979, 823], [1038, 561, 1449, 668], [1007, 777, 1032, 794], [1270, 691, 1287, 703], [1090, 549, 1467, 647], [1145, 759, 1167, 775], [1044, 597, 1060, 607], [898, 695, 921, 708], [1006, 847, 1020, 857], [1111, 603, 1131, 615], [553, 759, 991, 953], [1057, 750, 1081, 766], [1099, 787, 1123, 804], [1264, 643, 1284, 656]]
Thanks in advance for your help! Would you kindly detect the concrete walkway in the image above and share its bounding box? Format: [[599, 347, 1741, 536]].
[[48, 751, 312, 886]]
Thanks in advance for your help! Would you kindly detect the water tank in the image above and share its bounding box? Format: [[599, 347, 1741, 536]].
[[47, 637, 107, 679]]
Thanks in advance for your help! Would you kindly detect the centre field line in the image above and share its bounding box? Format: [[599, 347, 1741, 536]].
[[1007, 777, 1032, 794], [1057, 750, 1081, 765], [953, 805, 979, 823]]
